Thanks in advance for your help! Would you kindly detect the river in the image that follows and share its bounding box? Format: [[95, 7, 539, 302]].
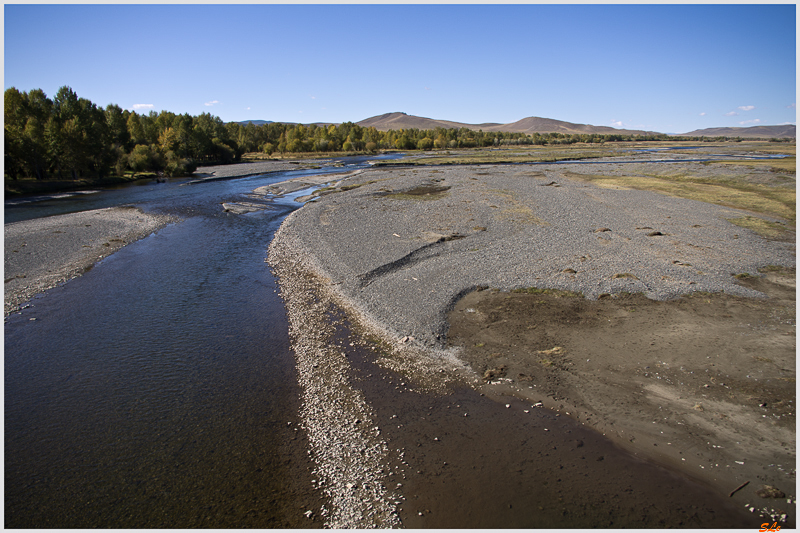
[[4, 156, 394, 527]]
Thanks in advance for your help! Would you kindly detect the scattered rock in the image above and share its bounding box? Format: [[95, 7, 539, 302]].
[[756, 485, 786, 499], [536, 346, 565, 356], [483, 365, 508, 381], [594, 227, 611, 233], [222, 202, 269, 214]]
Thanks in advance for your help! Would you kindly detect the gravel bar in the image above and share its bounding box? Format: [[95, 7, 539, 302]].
[[190, 159, 334, 182], [270, 163, 795, 347]]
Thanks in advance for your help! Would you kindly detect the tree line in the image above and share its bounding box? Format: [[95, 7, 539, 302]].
[[8, 85, 773, 182]]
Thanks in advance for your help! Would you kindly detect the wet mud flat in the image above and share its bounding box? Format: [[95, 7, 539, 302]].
[[448, 270, 796, 527], [342, 316, 762, 527]]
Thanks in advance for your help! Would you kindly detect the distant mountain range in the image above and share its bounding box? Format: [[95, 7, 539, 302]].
[[357, 112, 662, 136], [676, 124, 796, 139], [236, 113, 796, 138], [236, 119, 334, 128]]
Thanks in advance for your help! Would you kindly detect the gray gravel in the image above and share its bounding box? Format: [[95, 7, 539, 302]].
[[191, 159, 332, 181], [271, 163, 796, 348], [4, 206, 176, 316], [269, 233, 403, 528]]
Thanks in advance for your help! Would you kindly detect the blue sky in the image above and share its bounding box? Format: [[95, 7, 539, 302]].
[[4, 4, 796, 133]]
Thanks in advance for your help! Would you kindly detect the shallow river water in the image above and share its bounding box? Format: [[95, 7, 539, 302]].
[[4, 158, 384, 527]]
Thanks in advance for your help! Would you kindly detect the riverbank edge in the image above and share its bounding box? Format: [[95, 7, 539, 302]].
[[268, 216, 475, 528], [4, 206, 178, 317], [4, 174, 157, 197]]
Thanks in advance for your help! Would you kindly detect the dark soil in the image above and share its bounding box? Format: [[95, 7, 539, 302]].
[[446, 268, 796, 527], [327, 309, 762, 527]]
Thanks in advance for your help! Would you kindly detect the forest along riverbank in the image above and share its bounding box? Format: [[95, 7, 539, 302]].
[[267, 161, 795, 527]]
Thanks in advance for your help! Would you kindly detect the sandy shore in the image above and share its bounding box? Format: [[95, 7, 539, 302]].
[[268, 162, 795, 527], [4, 207, 176, 316]]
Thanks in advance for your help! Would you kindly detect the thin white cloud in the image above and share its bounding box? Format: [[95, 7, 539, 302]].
[[725, 111, 739, 116], [738, 105, 755, 111], [246, 107, 251, 110], [132, 103, 154, 110], [788, 103, 796, 109], [699, 112, 706, 116], [310, 96, 316, 100], [204, 100, 219, 107], [611, 120, 624, 127], [739, 119, 761, 125]]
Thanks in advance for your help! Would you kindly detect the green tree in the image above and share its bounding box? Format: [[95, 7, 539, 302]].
[[105, 104, 131, 149], [159, 127, 178, 152], [417, 137, 434, 150], [395, 135, 414, 150], [127, 113, 146, 146]]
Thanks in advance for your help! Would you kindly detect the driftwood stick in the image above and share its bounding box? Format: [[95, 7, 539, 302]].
[[729, 480, 750, 497]]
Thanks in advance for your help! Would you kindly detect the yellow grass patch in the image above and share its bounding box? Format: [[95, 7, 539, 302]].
[[487, 188, 549, 225], [564, 172, 795, 225], [726, 216, 793, 240], [707, 156, 796, 174]]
